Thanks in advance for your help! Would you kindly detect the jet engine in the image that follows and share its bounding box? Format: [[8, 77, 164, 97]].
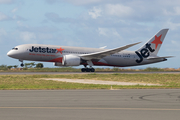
[[62, 55, 81, 66]]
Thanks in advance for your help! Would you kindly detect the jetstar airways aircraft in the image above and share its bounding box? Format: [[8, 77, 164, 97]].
[[7, 29, 172, 72]]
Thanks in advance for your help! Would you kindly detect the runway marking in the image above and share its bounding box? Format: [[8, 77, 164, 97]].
[[0, 107, 180, 111]]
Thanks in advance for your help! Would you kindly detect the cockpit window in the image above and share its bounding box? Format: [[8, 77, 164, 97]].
[[12, 48, 18, 50]]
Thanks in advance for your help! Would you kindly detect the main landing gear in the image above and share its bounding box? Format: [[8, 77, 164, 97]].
[[81, 65, 95, 72], [81, 67, 95, 72]]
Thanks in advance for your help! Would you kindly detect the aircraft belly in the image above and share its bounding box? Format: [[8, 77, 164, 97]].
[[103, 57, 134, 67], [102, 57, 164, 67], [137, 59, 164, 66]]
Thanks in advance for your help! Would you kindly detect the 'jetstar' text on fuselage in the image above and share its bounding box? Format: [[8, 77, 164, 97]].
[[29, 46, 57, 53]]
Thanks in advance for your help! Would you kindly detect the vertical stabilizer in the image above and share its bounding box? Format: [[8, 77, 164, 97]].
[[136, 29, 169, 56]]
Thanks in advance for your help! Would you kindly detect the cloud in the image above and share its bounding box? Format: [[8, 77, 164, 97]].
[[0, 28, 7, 36], [0, 12, 11, 21], [0, 0, 13, 4], [97, 27, 122, 38], [45, 0, 59, 4], [45, 0, 102, 5], [164, 20, 180, 30], [171, 40, 180, 45], [105, 4, 133, 17], [98, 28, 108, 36], [89, 7, 102, 19], [11, 8, 18, 13], [65, 0, 102, 5], [163, 7, 180, 16], [13, 15, 27, 21], [45, 12, 75, 23], [0, 28, 7, 42], [17, 21, 28, 27], [17, 22, 59, 34], [0, 10, 24, 22], [15, 24, 60, 43], [38, 33, 53, 40], [20, 32, 36, 42]]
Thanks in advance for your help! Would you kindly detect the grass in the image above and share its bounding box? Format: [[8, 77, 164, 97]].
[[0, 74, 180, 90], [1, 67, 180, 72]]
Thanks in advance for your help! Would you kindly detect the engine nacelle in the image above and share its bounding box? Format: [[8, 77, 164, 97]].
[[62, 55, 81, 66], [53, 62, 63, 66]]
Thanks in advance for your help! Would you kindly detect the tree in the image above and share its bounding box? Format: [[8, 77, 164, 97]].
[[25, 62, 36, 68], [13, 65, 18, 68], [36, 63, 44, 68], [0, 65, 7, 70], [7, 66, 13, 69]]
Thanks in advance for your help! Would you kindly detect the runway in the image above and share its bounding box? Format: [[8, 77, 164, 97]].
[[0, 89, 180, 120], [0, 71, 180, 75]]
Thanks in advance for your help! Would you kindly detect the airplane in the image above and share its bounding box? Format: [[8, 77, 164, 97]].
[[7, 29, 173, 72]]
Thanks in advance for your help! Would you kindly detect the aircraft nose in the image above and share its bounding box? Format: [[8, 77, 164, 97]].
[[7, 51, 12, 57], [7, 50, 14, 57]]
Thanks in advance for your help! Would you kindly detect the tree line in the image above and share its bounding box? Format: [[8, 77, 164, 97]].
[[0, 62, 44, 70]]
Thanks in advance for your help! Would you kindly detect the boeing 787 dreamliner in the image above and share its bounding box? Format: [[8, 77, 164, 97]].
[[7, 29, 172, 72]]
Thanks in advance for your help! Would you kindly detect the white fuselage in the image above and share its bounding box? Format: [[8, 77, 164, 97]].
[[7, 44, 165, 67]]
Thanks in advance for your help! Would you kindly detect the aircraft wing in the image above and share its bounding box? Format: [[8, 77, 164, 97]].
[[80, 42, 141, 61], [147, 56, 174, 60]]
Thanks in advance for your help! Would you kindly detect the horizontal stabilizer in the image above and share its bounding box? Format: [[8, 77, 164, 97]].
[[147, 56, 174, 60]]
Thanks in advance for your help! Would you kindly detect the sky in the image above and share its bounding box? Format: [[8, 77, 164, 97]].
[[0, 0, 180, 68]]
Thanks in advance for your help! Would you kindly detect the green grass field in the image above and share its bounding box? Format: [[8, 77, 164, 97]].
[[1, 67, 180, 72], [0, 74, 180, 90]]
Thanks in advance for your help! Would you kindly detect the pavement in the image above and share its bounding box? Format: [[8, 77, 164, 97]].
[[44, 78, 160, 86], [0, 89, 180, 120]]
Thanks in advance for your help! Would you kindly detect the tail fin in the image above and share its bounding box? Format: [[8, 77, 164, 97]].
[[136, 29, 169, 56]]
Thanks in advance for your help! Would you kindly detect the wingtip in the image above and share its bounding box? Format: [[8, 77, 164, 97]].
[[134, 42, 142, 45]]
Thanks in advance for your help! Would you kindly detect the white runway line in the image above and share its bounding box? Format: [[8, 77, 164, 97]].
[[44, 78, 160, 86]]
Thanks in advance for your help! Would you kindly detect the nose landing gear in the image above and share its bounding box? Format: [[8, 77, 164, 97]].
[[19, 59, 24, 67], [20, 63, 24, 67]]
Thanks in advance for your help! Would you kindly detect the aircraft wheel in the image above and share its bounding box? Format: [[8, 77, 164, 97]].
[[90, 68, 95, 72], [20, 63, 24, 67], [81, 68, 86, 72], [86, 68, 90, 72]]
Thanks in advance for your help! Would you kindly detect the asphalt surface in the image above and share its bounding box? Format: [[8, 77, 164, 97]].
[[0, 71, 180, 75], [0, 89, 180, 120]]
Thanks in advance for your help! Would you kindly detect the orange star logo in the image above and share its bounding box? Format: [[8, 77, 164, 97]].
[[56, 47, 64, 54], [151, 34, 162, 49]]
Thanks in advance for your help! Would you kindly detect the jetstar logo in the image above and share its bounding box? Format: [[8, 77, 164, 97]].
[[135, 34, 162, 63], [151, 35, 162, 49], [29, 46, 64, 54], [56, 47, 64, 54]]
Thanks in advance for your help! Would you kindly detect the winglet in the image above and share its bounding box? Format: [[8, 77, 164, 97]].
[[99, 46, 107, 49]]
